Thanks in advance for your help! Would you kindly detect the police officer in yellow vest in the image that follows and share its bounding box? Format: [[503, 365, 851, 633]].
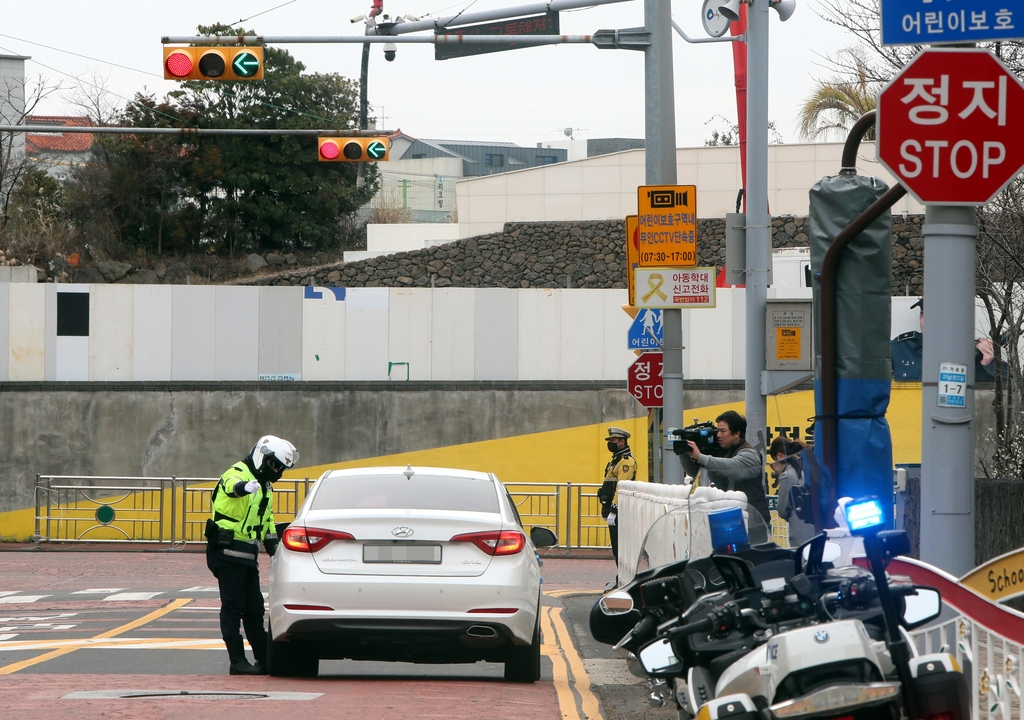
[[206, 435, 298, 675], [597, 427, 637, 565]]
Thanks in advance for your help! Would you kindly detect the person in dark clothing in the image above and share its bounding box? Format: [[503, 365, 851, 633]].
[[892, 298, 998, 381], [206, 435, 298, 675], [679, 410, 772, 525], [597, 427, 637, 565]]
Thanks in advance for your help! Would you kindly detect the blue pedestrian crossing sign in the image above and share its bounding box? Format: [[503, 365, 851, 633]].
[[628, 309, 663, 350]]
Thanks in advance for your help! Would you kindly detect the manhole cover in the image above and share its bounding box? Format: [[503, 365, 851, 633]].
[[62, 690, 323, 701]]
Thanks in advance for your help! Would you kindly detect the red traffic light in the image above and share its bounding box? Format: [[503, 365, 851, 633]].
[[165, 50, 194, 78], [319, 140, 341, 160]]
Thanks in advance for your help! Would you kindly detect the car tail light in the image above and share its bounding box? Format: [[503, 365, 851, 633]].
[[284, 604, 334, 611], [282, 526, 354, 553], [450, 530, 525, 556]]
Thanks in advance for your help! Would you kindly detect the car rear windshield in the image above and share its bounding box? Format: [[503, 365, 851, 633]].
[[312, 474, 500, 513]]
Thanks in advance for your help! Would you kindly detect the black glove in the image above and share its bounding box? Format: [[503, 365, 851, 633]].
[[265, 537, 279, 557]]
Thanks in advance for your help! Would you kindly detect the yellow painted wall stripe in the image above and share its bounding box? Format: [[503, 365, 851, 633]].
[[0, 597, 191, 674]]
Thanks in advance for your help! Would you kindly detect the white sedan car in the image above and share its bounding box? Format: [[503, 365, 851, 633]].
[[267, 466, 557, 681]]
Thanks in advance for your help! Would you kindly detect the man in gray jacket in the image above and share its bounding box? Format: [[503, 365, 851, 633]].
[[680, 410, 772, 525]]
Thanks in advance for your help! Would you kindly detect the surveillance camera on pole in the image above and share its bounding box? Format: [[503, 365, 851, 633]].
[[383, 42, 397, 61], [717, 0, 795, 23]]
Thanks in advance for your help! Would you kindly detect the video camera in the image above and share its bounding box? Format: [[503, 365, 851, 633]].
[[669, 421, 726, 458]]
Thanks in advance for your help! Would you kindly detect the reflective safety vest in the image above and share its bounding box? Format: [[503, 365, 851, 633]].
[[209, 462, 276, 565]]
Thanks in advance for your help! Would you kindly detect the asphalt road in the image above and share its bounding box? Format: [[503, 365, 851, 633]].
[[0, 548, 665, 720]]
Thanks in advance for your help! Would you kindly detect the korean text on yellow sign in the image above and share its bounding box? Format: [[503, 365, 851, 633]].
[[637, 185, 698, 268], [634, 268, 716, 309]]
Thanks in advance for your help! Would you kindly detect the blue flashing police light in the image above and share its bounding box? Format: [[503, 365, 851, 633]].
[[844, 497, 886, 533], [709, 507, 749, 554]]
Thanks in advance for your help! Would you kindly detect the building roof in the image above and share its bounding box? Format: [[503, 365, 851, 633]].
[[24, 115, 94, 154]]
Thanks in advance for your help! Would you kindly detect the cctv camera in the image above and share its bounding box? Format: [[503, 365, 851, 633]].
[[383, 42, 397, 62], [350, 13, 366, 23], [404, 13, 422, 22]]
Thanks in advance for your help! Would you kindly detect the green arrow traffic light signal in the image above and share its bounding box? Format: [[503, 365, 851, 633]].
[[366, 141, 387, 160], [232, 52, 261, 77]]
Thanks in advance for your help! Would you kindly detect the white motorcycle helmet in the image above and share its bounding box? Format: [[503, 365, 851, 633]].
[[250, 435, 299, 481]]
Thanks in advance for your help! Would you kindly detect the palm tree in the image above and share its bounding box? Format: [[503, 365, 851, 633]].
[[798, 48, 881, 142]]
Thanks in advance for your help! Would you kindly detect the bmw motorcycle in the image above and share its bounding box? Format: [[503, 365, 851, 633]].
[[590, 494, 971, 720]]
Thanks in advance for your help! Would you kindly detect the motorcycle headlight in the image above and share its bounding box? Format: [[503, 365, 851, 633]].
[[769, 682, 900, 718]]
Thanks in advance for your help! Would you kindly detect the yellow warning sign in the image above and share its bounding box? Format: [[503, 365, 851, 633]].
[[776, 327, 801, 360], [637, 185, 697, 267]]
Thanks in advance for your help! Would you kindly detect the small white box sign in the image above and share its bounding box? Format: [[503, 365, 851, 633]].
[[937, 362, 968, 408]]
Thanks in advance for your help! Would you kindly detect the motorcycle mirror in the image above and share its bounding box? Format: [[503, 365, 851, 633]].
[[599, 590, 635, 616], [637, 637, 684, 676], [530, 526, 558, 548], [902, 587, 942, 629]]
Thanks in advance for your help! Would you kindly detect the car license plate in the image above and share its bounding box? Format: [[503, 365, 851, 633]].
[[363, 543, 442, 564]]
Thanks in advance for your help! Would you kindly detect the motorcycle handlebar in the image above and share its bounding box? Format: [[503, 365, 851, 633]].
[[668, 616, 713, 640]]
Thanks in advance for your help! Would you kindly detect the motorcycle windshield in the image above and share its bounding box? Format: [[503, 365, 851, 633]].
[[634, 488, 772, 576]]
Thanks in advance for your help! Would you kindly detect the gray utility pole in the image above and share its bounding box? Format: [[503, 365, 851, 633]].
[[642, 0, 682, 484], [919, 206, 977, 577], [743, 0, 770, 454]]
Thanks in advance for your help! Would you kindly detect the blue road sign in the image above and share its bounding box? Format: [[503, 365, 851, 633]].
[[881, 0, 1023, 46], [628, 309, 663, 350]]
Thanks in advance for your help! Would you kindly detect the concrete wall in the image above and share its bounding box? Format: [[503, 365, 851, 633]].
[[455, 143, 927, 238], [0, 381, 640, 522]]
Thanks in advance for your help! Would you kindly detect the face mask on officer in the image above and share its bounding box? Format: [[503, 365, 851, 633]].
[[256, 454, 286, 483], [607, 441, 620, 452]]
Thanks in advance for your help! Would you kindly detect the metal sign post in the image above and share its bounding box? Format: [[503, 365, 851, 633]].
[[877, 45, 1024, 575]]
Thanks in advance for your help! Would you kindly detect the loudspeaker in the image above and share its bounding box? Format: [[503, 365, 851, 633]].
[[718, 0, 742, 22], [771, 0, 796, 21]]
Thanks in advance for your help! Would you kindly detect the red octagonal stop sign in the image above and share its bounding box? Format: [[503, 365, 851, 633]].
[[628, 351, 663, 408], [878, 48, 1024, 206]]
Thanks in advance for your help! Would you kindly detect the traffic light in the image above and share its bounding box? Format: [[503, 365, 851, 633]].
[[318, 137, 391, 162], [163, 46, 264, 81]]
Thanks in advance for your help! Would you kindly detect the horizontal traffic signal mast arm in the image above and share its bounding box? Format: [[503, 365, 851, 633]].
[[162, 34, 599, 46], [0, 125, 395, 137]]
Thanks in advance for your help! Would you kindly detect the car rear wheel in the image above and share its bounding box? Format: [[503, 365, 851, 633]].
[[504, 614, 541, 683], [267, 622, 319, 678]]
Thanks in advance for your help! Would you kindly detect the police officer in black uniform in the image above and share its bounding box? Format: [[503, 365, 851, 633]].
[[892, 299, 997, 382]]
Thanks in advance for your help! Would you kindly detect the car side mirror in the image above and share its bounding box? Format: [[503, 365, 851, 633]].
[[902, 587, 942, 629], [530, 526, 558, 548], [637, 637, 684, 677]]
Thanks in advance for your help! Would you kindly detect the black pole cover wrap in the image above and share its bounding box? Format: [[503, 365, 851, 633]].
[[809, 173, 895, 506]]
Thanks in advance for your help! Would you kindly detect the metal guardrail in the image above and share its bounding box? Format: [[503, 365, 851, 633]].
[[33, 475, 786, 554], [33, 476, 614, 551]]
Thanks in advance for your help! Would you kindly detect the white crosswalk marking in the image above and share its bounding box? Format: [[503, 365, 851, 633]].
[[0, 592, 20, 598], [0, 634, 17, 641], [71, 588, 126, 595], [0, 595, 50, 604], [103, 592, 164, 602], [180, 586, 218, 593]]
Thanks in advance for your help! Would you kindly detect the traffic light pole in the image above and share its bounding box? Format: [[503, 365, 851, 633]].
[[919, 205, 977, 577], [743, 0, 770, 457], [641, 0, 682, 485]]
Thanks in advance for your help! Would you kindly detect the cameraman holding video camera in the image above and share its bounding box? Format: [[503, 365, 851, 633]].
[[680, 410, 771, 524]]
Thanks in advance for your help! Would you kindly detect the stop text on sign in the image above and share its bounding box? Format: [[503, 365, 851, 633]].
[[628, 352, 664, 408], [877, 48, 1024, 205]]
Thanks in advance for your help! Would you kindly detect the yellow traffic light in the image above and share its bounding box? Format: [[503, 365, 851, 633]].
[[317, 137, 391, 162], [163, 46, 264, 81]]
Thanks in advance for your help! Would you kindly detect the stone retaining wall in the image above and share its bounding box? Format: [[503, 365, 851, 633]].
[[238, 216, 926, 296]]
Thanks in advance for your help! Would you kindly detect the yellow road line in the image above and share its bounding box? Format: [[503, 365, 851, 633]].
[[541, 606, 582, 720], [0, 637, 224, 652], [549, 605, 603, 720], [0, 597, 192, 674], [544, 589, 603, 598]]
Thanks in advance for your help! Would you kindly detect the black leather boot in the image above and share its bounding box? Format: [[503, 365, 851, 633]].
[[250, 636, 268, 675], [226, 636, 261, 675]]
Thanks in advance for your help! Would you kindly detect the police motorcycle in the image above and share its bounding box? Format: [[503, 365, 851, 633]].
[[590, 494, 971, 720]]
